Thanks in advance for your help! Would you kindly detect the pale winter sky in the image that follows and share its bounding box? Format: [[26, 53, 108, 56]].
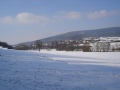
[[0, 0, 120, 44]]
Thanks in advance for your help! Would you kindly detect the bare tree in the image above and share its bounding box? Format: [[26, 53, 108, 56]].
[[35, 40, 42, 52]]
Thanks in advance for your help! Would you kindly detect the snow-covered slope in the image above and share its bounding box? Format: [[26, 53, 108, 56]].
[[0, 49, 120, 90], [38, 49, 120, 67]]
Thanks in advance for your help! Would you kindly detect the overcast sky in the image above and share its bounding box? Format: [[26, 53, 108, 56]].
[[0, 0, 120, 45]]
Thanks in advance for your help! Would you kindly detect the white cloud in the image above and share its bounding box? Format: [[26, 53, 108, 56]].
[[0, 12, 81, 25], [88, 10, 120, 19], [64, 11, 81, 19], [0, 16, 14, 23], [1, 10, 119, 25], [56, 11, 81, 20], [88, 10, 107, 19], [0, 12, 49, 25]]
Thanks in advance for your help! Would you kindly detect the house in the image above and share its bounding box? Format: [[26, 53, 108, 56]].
[[91, 41, 110, 52], [110, 42, 120, 52]]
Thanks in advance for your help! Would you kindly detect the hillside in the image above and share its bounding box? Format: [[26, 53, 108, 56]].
[[41, 27, 120, 42], [15, 27, 120, 46]]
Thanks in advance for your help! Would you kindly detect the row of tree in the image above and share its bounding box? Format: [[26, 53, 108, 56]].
[[0, 41, 13, 49], [15, 40, 91, 52], [55, 43, 91, 52], [15, 40, 42, 51]]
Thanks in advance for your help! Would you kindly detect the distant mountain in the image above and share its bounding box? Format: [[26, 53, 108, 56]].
[[14, 27, 120, 46]]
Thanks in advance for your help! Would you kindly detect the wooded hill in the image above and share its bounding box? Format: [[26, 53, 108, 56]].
[[14, 27, 120, 46]]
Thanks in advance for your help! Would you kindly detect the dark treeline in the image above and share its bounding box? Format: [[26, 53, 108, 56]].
[[53, 43, 91, 52], [15, 40, 42, 51], [0, 41, 13, 49], [15, 40, 91, 52]]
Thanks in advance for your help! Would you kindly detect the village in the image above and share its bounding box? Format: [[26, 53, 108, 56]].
[[15, 37, 120, 52]]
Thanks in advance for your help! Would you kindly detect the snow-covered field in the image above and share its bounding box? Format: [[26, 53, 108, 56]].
[[39, 49, 120, 67], [0, 49, 120, 90]]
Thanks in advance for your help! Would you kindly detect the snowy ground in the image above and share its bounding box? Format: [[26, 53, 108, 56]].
[[39, 49, 120, 67], [0, 49, 120, 90]]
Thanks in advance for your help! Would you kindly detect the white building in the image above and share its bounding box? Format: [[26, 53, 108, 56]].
[[91, 41, 110, 52], [110, 42, 120, 52]]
